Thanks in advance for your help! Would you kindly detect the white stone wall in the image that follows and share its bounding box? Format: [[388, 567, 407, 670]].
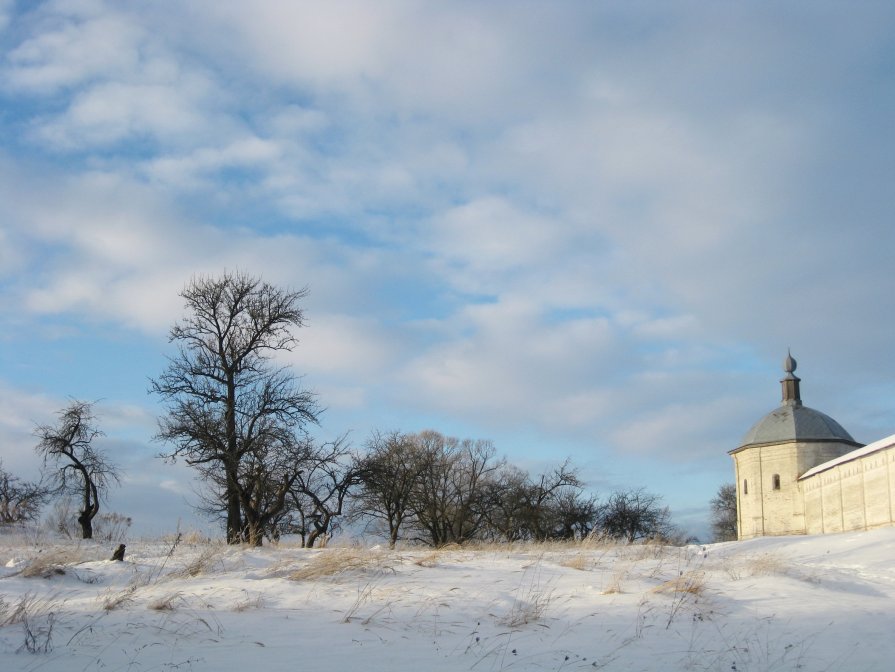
[[733, 439, 865, 539], [801, 442, 895, 535], [733, 442, 804, 539]]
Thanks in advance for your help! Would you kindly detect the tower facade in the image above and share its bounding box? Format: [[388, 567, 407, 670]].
[[729, 353, 862, 539]]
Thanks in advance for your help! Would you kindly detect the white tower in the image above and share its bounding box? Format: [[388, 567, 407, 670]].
[[729, 353, 862, 539]]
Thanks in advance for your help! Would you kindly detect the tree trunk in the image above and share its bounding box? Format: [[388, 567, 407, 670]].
[[79, 479, 99, 539], [78, 510, 93, 539], [225, 377, 243, 544], [225, 465, 243, 544]]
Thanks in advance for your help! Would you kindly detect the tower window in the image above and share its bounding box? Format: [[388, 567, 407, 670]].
[[772, 474, 781, 490], [743, 479, 748, 495]]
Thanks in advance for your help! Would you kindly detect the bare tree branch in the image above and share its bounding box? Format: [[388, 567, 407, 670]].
[[34, 400, 119, 539], [151, 271, 319, 545]]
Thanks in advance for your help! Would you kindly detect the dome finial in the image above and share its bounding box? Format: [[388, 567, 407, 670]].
[[784, 349, 797, 375], [781, 349, 801, 405]]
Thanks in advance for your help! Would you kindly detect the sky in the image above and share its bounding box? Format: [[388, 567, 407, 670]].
[[2, 0, 895, 540]]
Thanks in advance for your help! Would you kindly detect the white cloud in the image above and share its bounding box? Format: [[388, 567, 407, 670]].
[[2, 0, 895, 488], [142, 136, 283, 189], [0, 0, 13, 32], [425, 197, 565, 283], [284, 313, 401, 379], [36, 81, 211, 148], [395, 297, 628, 426], [4, 6, 143, 93]]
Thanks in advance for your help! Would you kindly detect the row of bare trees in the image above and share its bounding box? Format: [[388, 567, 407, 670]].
[[147, 271, 593, 547], [173, 424, 677, 548], [3, 271, 689, 546], [351, 429, 680, 548]]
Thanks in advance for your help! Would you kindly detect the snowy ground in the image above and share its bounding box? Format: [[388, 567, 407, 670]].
[[2, 528, 895, 671]]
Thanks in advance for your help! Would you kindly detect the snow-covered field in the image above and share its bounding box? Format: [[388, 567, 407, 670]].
[[2, 528, 895, 671]]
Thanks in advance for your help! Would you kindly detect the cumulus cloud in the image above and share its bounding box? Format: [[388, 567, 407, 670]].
[[3, 1, 895, 538], [4, 5, 144, 93]]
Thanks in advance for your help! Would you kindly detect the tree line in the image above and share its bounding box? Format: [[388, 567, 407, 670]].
[[1, 271, 733, 545]]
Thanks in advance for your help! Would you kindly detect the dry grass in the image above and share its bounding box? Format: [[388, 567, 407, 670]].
[[618, 540, 673, 562], [601, 571, 625, 594], [413, 552, 441, 567], [341, 581, 398, 625], [100, 584, 139, 612], [1, 592, 62, 626], [746, 553, 787, 576], [559, 553, 591, 571], [1, 592, 64, 654], [233, 592, 264, 612], [651, 570, 706, 596], [288, 548, 393, 581], [18, 548, 86, 578], [171, 544, 225, 578], [148, 592, 184, 611], [500, 579, 555, 627], [178, 530, 212, 545]]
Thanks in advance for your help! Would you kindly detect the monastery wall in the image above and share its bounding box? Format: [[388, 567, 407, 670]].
[[801, 442, 895, 535]]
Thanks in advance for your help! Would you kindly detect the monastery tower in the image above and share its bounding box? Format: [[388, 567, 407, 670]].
[[729, 353, 862, 539]]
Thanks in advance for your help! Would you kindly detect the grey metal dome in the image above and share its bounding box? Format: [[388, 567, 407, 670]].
[[736, 351, 861, 449], [739, 403, 858, 448]]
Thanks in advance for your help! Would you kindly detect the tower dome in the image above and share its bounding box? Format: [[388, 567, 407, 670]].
[[737, 351, 860, 449], [738, 404, 858, 448]]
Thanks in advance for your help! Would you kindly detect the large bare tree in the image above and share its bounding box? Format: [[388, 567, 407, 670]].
[[151, 271, 319, 544], [34, 401, 119, 539]]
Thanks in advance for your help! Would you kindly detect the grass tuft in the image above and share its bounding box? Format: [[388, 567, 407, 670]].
[[18, 548, 86, 578], [560, 553, 591, 571], [413, 552, 441, 568], [100, 584, 139, 611], [746, 553, 787, 577], [288, 548, 393, 581], [1, 592, 64, 654], [233, 592, 264, 612], [651, 570, 706, 596], [172, 544, 225, 578], [148, 592, 184, 611]]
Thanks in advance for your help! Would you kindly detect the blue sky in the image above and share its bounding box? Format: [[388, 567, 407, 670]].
[[2, 1, 895, 540]]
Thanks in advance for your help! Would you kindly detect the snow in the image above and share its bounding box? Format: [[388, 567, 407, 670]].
[[3, 529, 895, 671], [799, 432, 895, 480]]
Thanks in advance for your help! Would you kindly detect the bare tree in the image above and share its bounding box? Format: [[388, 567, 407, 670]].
[[550, 487, 600, 540], [34, 401, 119, 539], [482, 460, 594, 542], [284, 436, 359, 547], [354, 431, 427, 548], [598, 487, 673, 543], [176, 406, 316, 546], [0, 461, 49, 527], [151, 271, 319, 544], [480, 464, 531, 542], [230, 428, 314, 546], [409, 431, 501, 546], [710, 483, 738, 542]]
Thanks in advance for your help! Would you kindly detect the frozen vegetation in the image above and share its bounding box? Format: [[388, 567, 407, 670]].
[[2, 527, 895, 671]]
